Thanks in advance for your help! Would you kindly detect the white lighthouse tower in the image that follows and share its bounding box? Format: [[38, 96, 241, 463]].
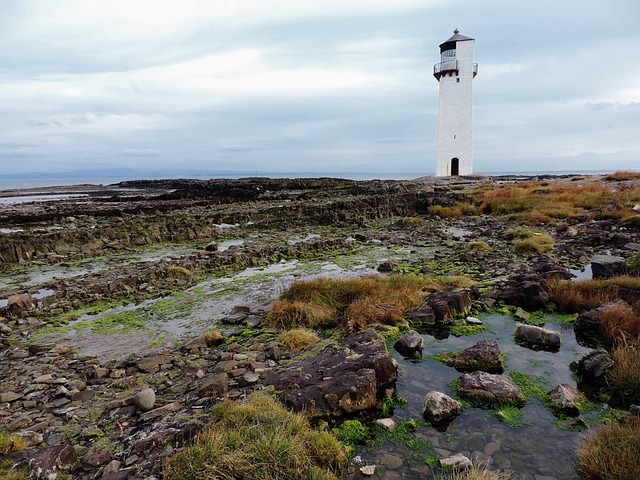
[[434, 30, 477, 176]]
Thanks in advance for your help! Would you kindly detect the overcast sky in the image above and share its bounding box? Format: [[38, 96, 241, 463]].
[[1, 0, 639, 177]]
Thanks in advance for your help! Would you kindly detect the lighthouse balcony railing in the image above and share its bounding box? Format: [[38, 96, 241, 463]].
[[433, 60, 458, 76]]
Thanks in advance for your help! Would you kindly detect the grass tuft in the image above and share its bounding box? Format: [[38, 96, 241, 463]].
[[604, 170, 640, 181], [167, 266, 193, 278], [202, 329, 225, 347], [507, 228, 554, 254], [164, 394, 348, 480], [0, 431, 29, 455], [607, 340, 640, 404], [437, 462, 514, 479], [577, 416, 640, 480], [599, 302, 640, 346], [267, 275, 441, 331], [277, 328, 321, 353]]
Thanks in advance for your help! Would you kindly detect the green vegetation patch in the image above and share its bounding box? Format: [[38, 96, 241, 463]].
[[164, 394, 348, 480], [493, 405, 531, 428]]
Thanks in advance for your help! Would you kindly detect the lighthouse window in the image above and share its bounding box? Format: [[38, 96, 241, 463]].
[[441, 49, 456, 62]]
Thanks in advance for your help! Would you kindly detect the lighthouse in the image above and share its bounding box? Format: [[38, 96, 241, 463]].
[[434, 30, 478, 176]]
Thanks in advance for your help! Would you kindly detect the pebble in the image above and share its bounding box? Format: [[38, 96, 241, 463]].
[[375, 418, 397, 431], [360, 465, 376, 476]]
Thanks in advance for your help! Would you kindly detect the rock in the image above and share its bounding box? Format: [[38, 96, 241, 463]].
[[28, 444, 77, 479], [457, 371, 525, 407], [547, 384, 584, 417], [375, 418, 396, 431], [81, 450, 111, 470], [377, 260, 395, 272], [424, 289, 475, 323], [137, 353, 173, 373], [204, 241, 218, 252], [0, 391, 23, 402], [423, 391, 463, 423], [0, 322, 13, 334], [7, 293, 35, 313], [360, 465, 376, 476], [139, 402, 182, 421], [8, 414, 33, 431], [448, 339, 504, 373], [198, 373, 229, 397], [465, 316, 482, 325], [393, 330, 423, 357], [514, 307, 530, 322], [576, 300, 629, 332], [440, 453, 472, 470], [574, 349, 614, 379], [34, 374, 54, 384], [265, 330, 397, 416], [514, 324, 561, 351], [133, 388, 156, 412], [404, 306, 436, 325], [591, 254, 626, 278]]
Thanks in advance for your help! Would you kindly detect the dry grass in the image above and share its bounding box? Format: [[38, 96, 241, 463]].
[[599, 302, 640, 346], [202, 329, 225, 347], [470, 180, 640, 225], [604, 170, 640, 181], [167, 266, 193, 278], [437, 462, 513, 480], [402, 217, 427, 229], [607, 340, 640, 404], [465, 241, 492, 252], [277, 328, 321, 353], [163, 394, 348, 480], [506, 227, 554, 254], [267, 275, 441, 331], [548, 279, 621, 312], [0, 432, 29, 455], [428, 205, 463, 218], [577, 416, 640, 480]]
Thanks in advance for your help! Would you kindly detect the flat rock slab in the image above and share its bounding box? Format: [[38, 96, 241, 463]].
[[264, 330, 397, 416], [452, 339, 503, 373], [591, 254, 626, 278], [515, 324, 561, 351], [457, 371, 525, 407]]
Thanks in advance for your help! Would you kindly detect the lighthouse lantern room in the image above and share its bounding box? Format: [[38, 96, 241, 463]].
[[434, 30, 477, 176]]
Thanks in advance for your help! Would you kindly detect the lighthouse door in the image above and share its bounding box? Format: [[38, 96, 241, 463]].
[[451, 158, 460, 176]]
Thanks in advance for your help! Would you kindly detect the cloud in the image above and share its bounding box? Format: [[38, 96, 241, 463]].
[[122, 149, 163, 157]]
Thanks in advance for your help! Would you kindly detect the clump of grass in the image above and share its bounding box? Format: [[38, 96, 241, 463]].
[[626, 253, 640, 276], [506, 228, 554, 254], [607, 340, 640, 404], [164, 394, 348, 480], [604, 170, 640, 181], [547, 279, 621, 312], [577, 416, 640, 480], [428, 205, 463, 218], [438, 462, 514, 479], [402, 217, 426, 229], [202, 329, 225, 347], [277, 328, 320, 353], [167, 266, 192, 278], [0, 431, 29, 455], [493, 405, 530, 428], [436, 275, 475, 289], [599, 302, 640, 346], [465, 241, 492, 252], [267, 275, 440, 331]]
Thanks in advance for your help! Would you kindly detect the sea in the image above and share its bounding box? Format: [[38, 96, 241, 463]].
[[0, 170, 618, 191]]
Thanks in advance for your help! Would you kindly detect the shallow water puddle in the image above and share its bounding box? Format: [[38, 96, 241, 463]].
[[354, 314, 598, 479]]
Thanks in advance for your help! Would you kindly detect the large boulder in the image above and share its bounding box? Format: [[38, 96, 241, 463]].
[[547, 384, 584, 417], [404, 306, 436, 325], [591, 254, 626, 278], [264, 330, 397, 416], [424, 288, 476, 323], [514, 324, 561, 351], [457, 371, 525, 407], [394, 330, 423, 358], [575, 300, 631, 332], [423, 391, 463, 423], [439, 340, 504, 373]]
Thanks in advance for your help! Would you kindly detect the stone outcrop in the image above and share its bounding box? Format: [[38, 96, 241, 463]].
[[547, 384, 584, 417], [393, 330, 423, 357], [423, 288, 476, 323], [591, 254, 626, 278], [573, 349, 614, 380], [264, 331, 397, 416], [423, 391, 463, 423], [457, 371, 525, 407], [514, 324, 561, 351]]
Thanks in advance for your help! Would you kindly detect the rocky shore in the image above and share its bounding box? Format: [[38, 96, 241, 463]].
[[1, 174, 639, 479]]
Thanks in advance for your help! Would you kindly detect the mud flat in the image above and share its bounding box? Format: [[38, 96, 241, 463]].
[[1, 174, 639, 479]]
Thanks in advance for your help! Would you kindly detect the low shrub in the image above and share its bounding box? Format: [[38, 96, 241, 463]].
[[267, 300, 336, 330], [277, 328, 320, 353], [164, 395, 348, 480], [607, 340, 640, 404], [577, 416, 640, 480]]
